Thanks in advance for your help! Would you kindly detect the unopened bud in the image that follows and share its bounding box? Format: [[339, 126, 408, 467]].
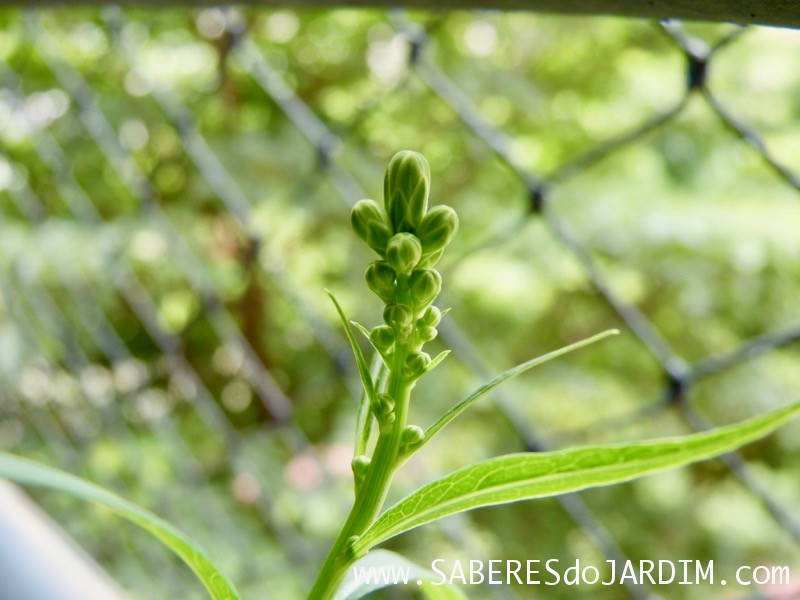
[[400, 425, 425, 455], [383, 303, 414, 338], [417, 325, 438, 342], [417, 205, 458, 254], [419, 305, 442, 328], [345, 536, 361, 561], [370, 325, 395, 352], [365, 262, 396, 303], [384, 151, 430, 233], [351, 455, 370, 484], [404, 351, 431, 378], [376, 393, 395, 415], [417, 248, 444, 269], [373, 393, 396, 429], [409, 269, 442, 309], [351, 199, 392, 254], [385, 233, 422, 275]]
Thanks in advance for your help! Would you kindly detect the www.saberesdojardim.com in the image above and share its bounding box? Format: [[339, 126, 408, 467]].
[[353, 559, 791, 588]]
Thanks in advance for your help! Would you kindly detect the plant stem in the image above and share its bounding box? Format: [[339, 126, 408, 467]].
[[307, 346, 411, 600]]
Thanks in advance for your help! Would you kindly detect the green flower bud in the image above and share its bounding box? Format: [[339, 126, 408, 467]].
[[365, 261, 396, 303], [384, 151, 430, 233], [376, 393, 395, 415], [345, 536, 361, 561], [385, 233, 422, 275], [404, 351, 431, 378], [409, 269, 442, 309], [417, 325, 438, 342], [351, 199, 392, 254], [417, 248, 444, 269], [373, 393, 396, 430], [417, 205, 458, 254], [351, 455, 370, 485], [399, 425, 425, 455], [419, 305, 442, 328], [370, 325, 395, 352], [383, 303, 414, 338]]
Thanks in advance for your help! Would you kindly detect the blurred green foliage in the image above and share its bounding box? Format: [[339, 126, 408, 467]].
[[0, 7, 799, 600]]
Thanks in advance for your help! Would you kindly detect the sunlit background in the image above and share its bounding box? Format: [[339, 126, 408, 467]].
[[1, 7, 800, 599]]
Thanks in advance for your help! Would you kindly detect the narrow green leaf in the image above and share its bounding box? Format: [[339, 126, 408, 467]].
[[0, 453, 241, 600], [350, 320, 371, 341], [334, 550, 466, 600], [423, 350, 450, 375], [355, 352, 384, 457], [354, 401, 800, 554], [326, 290, 380, 419], [420, 329, 619, 450]]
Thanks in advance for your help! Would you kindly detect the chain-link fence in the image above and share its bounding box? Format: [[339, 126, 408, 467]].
[[1, 6, 799, 599]]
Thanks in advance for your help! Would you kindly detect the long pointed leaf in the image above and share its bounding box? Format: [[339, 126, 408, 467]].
[[0, 453, 241, 600], [326, 290, 380, 418], [350, 320, 371, 341], [354, 400, 800, 554], [355, 352, 384, 457], [420, 329, 618, 449], [423, 350, 451, 375]]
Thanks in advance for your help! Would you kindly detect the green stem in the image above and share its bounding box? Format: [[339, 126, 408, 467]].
[[307, 346, 412, 600]]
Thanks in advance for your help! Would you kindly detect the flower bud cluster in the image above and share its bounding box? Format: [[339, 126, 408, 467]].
[[351, 151, 458, 363], [351, 151, 458, 441], [351, 151, 457, 268]]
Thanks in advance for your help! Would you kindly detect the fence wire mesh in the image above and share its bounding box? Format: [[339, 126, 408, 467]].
[[1, 6, 799, 600]]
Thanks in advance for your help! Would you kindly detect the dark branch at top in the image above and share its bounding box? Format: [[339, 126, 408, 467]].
[[16, 0, 800, 29]]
